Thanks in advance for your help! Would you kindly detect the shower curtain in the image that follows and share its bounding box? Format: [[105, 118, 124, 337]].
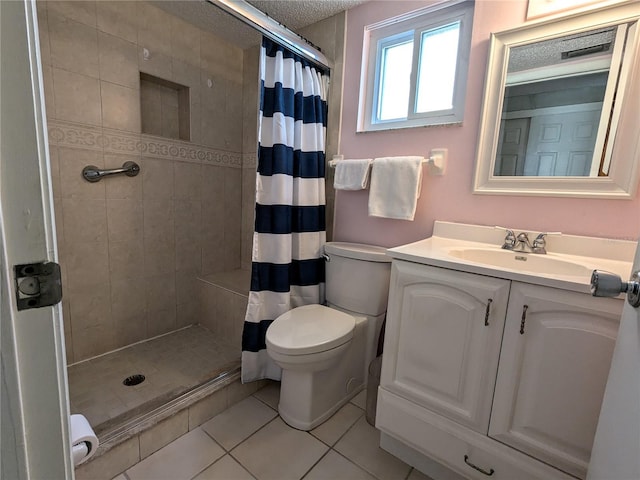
[[241, 37, 329, 383]]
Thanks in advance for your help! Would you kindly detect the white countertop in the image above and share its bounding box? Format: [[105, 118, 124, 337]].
[[387, 222, 635, 295]]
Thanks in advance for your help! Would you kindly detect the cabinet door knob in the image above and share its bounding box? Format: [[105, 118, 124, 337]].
[[464, 454, 495, 476], [591, 270, 640, 308]]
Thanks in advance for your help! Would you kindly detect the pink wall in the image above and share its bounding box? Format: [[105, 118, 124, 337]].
[[333, 0, 640, 248]]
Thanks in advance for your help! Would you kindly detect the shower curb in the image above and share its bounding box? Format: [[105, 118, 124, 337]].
[[97, 366, 240, 453]]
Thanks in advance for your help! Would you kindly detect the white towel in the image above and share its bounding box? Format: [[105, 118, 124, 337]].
[[368, 156, 424, 221], [333, 158, 373, 190]]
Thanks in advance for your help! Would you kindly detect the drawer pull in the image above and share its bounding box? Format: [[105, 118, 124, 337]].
[[484, 299, 493, 326], [520, 304, 528, 334], [464, 455, 495, 476]]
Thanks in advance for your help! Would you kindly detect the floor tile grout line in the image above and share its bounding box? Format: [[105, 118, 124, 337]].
[[299, 444, 333, 480], [199, 399, 279, 453], [185, 447, 230, 480], [227, 448, 260, 480], [126, 427, 226, 480], [250, 388, 279, 411], [128, 418, 228, 479], [224, 455, 258, 480], [328, 405, 365, 448], [198, 425, 228, 454], [332, 416, 391, 480], [225, 413, 341, 480], [328, 447, 383, 480], [233, 457, 259, 480], [262, 402, 369, 480], [227, 414, 282, 455], [308, 406, 364, 449]]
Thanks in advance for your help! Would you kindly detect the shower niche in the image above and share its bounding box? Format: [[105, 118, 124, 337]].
[[140, 72, 190, 141]]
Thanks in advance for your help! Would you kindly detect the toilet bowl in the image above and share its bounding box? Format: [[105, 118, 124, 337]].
[[265, 242, 391, 431], [266, 304, 354, 372]]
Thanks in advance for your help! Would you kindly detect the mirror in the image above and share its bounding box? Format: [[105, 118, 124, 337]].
[[474, 3, 640, 198]]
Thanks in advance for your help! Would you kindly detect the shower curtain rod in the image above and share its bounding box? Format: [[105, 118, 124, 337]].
[[206, 0, 331, 71]]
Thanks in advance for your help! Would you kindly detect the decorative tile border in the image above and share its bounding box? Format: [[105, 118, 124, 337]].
[[242, 152, 257, 169], [47, 120, 242, 168]]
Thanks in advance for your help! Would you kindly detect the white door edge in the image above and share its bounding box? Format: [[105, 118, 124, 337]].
[[1, 0, 72, 478]]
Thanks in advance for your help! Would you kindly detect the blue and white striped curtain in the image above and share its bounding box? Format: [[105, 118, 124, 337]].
[[241, 37, 329, 383]]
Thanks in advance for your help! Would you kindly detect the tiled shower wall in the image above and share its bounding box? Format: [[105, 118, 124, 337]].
[[37, 0, 249, 362]]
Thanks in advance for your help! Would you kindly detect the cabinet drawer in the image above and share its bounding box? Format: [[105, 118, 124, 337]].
[[377, 388, 574, 480]]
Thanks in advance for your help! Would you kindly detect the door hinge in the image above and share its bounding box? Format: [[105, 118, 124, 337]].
[[14, 261, 63, 311]]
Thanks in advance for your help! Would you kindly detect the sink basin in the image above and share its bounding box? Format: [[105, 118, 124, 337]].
[[447, 248, 593, 277]]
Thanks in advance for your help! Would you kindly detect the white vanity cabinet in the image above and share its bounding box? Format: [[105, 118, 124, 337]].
[[489, 282, 620, 479], [380, 260, 510, 433], [378, 260, 623, 480]]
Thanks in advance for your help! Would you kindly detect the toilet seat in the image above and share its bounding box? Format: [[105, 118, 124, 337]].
[[266, 304, 355, 356]]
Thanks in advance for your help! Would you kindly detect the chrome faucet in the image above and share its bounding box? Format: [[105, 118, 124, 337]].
[[500, 229, 559, 254], [515, 232, 534, 253]]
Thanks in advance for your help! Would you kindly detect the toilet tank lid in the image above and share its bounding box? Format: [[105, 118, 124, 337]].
[[324, 242, 391, 263]]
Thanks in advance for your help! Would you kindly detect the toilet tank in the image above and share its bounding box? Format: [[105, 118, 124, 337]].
[[324, 242, 391, 316]]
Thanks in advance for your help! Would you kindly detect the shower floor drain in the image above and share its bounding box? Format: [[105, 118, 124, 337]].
[[123, 374, 145, 386]]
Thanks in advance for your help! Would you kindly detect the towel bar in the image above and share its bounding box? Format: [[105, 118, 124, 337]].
[[329, 158, 430, 167], [329, 150, 447, 175]]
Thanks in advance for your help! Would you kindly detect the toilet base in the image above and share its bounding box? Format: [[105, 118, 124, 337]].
[[278, 366, 363, 431], [270, 313, 379, 431], [277, 316, 368, 431]]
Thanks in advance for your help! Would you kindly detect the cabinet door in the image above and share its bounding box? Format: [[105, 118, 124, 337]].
[[380, 261, 510, 433], [489, 282, 622, 479]]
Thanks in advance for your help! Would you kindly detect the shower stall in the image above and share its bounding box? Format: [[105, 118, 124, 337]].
[[34, 0, 344, 467]]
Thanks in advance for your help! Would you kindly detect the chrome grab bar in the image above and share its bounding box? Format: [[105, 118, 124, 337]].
[[82, 161, 140, 183]]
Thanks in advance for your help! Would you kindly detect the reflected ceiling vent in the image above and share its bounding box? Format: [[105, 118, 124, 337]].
[[562, 43, 611, 59]]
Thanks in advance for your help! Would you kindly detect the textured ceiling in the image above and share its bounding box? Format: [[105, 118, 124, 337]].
[[508, 27, 617, 73], [248, 0, 367, 30], [154, 0, 368, 50]]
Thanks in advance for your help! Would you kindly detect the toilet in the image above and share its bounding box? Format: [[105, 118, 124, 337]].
[[265, 242, 391, 430]]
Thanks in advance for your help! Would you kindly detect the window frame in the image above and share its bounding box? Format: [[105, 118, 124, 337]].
[[358, 0, 475, 132]]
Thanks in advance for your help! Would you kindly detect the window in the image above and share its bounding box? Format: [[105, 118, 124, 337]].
[[358, 0, 474, 132]]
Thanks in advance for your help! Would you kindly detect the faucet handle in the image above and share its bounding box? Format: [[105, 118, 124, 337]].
[[532, 232, 561, 254], [495, 226, 516, 249]]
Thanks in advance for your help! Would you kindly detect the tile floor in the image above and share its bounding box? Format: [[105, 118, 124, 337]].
[[113, 384, 434, 480], [68, 325, 239, 433]]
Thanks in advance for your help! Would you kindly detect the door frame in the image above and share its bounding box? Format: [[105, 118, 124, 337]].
[[0, 0, 72, 478]]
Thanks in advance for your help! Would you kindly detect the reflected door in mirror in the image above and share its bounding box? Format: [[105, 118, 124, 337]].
[[474, 2, 640, 198], [494, 27, 621, 177]]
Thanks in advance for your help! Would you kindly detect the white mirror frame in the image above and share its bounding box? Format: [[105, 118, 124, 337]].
[[474, 2, 640, 199]]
